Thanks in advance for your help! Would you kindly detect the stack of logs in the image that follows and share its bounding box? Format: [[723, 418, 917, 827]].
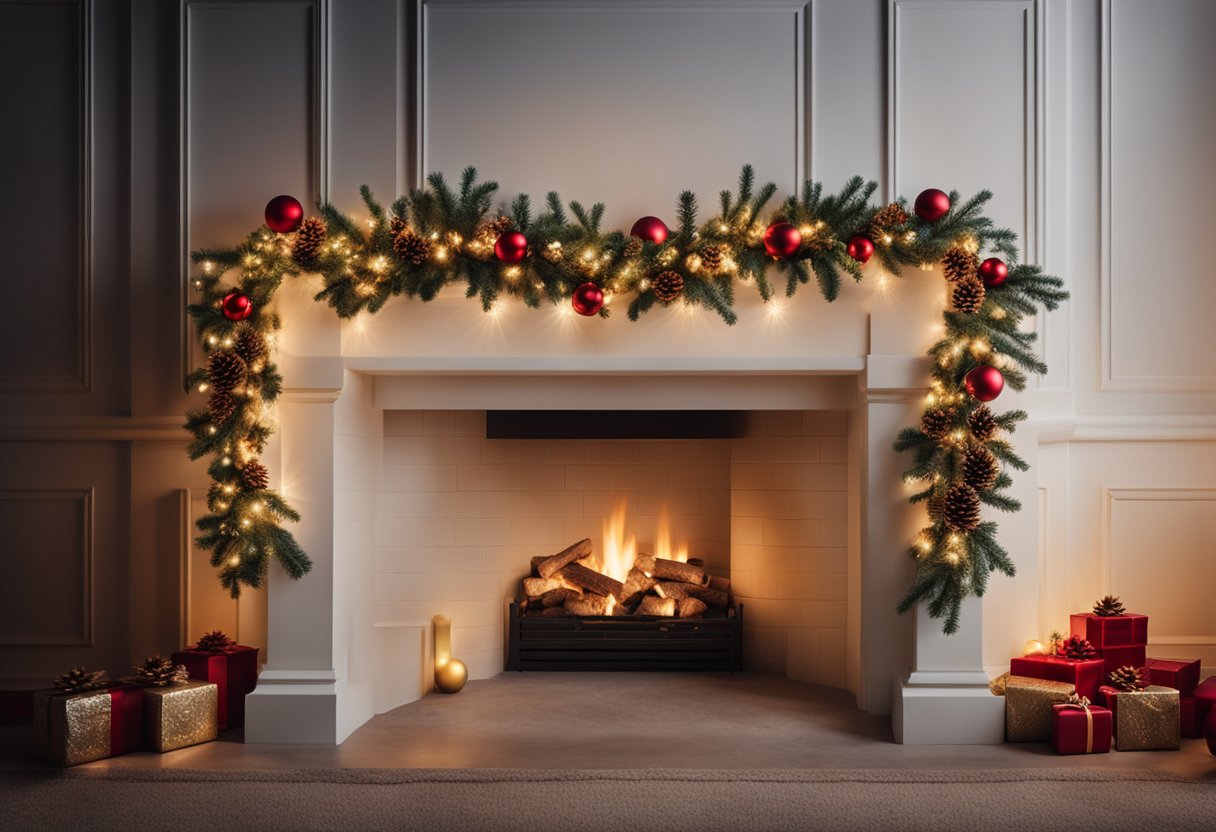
[[520, 538, 731, 619]]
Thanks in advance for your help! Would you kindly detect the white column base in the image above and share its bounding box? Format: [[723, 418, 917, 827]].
[[892, 678, 1005, 744], [243, 670, 341, 744]]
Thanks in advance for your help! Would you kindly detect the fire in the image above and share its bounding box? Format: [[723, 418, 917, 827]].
[[654, 511, 688, 563], [597, 499, 637, 584]]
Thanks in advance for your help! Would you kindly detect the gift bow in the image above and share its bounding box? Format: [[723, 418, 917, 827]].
[[1063, 693, 1094, 753]]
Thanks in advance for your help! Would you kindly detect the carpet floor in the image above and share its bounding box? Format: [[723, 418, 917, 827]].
[[3, 766, 1215, 831]]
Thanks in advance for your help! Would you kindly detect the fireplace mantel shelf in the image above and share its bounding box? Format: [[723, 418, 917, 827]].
[[339, 355, 868, 375]]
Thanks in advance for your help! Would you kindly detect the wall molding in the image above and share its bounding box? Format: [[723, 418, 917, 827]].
[[413, 0, 813, 191], [179, 0, 330, 382], [1099, 0, 1215, 392], [0, 0, 92, 393], [1099, 486, 1216, 650], [0, 488, 94, 647], [0, 416, 189, 442]]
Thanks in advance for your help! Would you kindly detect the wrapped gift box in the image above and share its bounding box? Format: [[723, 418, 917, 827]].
[[1100, 684, 1180, 751], [1010, 655, 1104, 703], [1051, 700, 1112, 755], [1196, 676, 1216, 728], [142, 680, 218, 752], [1006, 675, 1076, 742], [1070, 612, 1148, 650], [1180, 696, 1200, 738], [33, 684, 143, 767], [1146, 658, 1200, 696], [170, 645, 258, 729], [1099, 645, 1146, 677]]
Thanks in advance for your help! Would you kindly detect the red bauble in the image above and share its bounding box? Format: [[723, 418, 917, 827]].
[[571, 282, 604, 317], [763, 223, 802, 258], [847, 235, 875, 264], [978, 257, 1009, 287], [964, 364, 1005, 402], [914, 188, 951, 223], [264, 195, 304, 233], [493, 231, 528, 264], [221, 292, 254, 322], [629, 216, 668, 244]]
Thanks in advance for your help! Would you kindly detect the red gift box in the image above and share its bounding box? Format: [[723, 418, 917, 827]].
[[1010, 655, 1105, 703], [1051, 700, 1112, 754], [1196, 676, 1216, 728], [1099, 645, 1146, 677], [170, 645, 258, 729], [1070, 612, 1148, 649], [1146, 658, 1200, 696], [1181, 695, 1200, 738]]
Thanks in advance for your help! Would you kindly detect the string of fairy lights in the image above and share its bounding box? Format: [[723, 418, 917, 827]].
[[185, 166, 1066, 632]]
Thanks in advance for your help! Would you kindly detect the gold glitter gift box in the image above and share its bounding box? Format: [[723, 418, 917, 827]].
[[142, 680, 218, 753], [33, 684, 144, 767], [1005, 675, 1076, 742], [1102, 684, 1180, 752]]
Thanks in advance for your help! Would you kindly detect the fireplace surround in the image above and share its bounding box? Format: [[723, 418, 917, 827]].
[[242, 277, 1020, 745]]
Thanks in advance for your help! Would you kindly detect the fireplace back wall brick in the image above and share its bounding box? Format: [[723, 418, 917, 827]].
[[376, 410, 848, 686]]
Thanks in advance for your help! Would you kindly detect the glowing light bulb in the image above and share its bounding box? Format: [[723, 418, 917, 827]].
[[198, 383, 209, 393]]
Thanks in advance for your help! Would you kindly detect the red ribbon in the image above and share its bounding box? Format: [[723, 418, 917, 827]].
[[107, 685, 144, 755]]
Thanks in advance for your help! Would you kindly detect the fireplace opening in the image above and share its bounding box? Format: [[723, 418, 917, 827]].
[[376, 409, 849, 684]]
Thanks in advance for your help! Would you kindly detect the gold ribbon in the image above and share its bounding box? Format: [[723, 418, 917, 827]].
[[1063, 693, 1093, 753]]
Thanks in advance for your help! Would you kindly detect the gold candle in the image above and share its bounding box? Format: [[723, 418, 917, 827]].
[[432, 615, 467, 694]]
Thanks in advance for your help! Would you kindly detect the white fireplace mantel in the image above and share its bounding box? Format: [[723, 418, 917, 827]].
[[244, 275, 1006, 745]]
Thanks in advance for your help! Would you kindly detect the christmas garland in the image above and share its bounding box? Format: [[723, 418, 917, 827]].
[[185, 165, 1066, 634]]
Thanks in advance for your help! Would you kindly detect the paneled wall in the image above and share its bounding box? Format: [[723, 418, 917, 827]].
[[3, 0, 1214, 697]]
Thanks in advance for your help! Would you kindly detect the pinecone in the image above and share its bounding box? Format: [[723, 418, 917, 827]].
[[1092, 595, 1126, 617], [1059, 635, 1098, 661], [207, 350, 246, 394], [389, 217, 407, 238], [951, 276, 986, 314], [962, 445, 999, 492], [871, 202, 909, 237], [1108, 665, 1146, 692], [476, 216, 511, 242], [943, 482, 981, 533], [53, 666, 108, 693], [291, 217, 327, 270], [393, 231, 433, 266], [194, 630, 236, 653], [623, 238, 643, 258], [234, 329, 266, 366], [967, 405, 999, 442], [942, 245, 979, 283], [653, 271, 685, 303], [926, 491, 947, 522], [134, 655, 189, 688], [920, 407, 956, 441], [208, 391, 236, 424], [242, 461, 270, 490], [699, 245, 723, 271]]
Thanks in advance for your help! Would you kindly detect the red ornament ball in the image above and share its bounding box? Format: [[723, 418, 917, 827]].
[[629, 216, 668, 244], [847, 235, 875, 264], [978, 257, 1009, 287], [571, 282, 604, 317], [264, 195, 304, 234], [221, 292, 254, 322], [493, 231, 528, 264], [763, 223, 802, 258], [964, 364, 1005, 402], [914, 188, 951, 223]]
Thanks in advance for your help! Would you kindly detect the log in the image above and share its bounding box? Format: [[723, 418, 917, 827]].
[[708, 575, 731, 594], [633, 552, 656, 575], [540, 606, 569, 617], [565, 594, 610, 616], [559, 562, 625, 598], [620, 567, 656, 608], [677, 597, 708, 618], [652, 558, 705, 585], [655, 581, 728, 609], [537, 538, 593, 578], [540, 587, 581, 608], [636, 596, 676, 617], [522, 576, 564, 598]]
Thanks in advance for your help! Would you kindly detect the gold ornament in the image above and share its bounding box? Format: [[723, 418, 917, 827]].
[[432, 614, 467, 694], [1021, 639, 1049, 657]]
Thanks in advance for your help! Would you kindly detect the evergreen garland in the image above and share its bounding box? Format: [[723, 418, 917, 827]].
[[185, 165, 1066, 634]]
